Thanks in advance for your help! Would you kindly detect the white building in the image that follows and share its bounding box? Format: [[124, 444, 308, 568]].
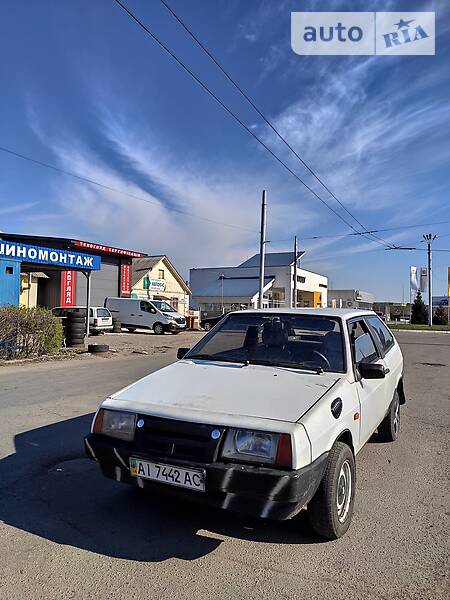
[[190, 252, 328, 318], [327, 289, 374, 310]]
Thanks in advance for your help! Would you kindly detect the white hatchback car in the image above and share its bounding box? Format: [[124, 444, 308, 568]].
[[85, 309, 404, 539], [52, 306, 113, 334]]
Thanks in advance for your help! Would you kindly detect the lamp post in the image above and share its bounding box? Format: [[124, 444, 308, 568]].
[[423, 233, 436, 327]]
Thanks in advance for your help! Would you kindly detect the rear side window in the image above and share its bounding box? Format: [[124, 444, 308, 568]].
[[96, 308, 110, 317], [367, 316, 395, 355], [348, 320, 378, 363]]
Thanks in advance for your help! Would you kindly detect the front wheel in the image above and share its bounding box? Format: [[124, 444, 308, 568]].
[[153, 322, 164, 335], [203, 322, 212, 331], [307, 442, 356, 540], [377, 391, 400, 442]]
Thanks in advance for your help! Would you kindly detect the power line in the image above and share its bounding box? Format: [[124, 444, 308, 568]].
[[0, 145, 258, 233], [269, 219, 450, 244], [158, 0, 395, 250], [112, 0, 394, 249]]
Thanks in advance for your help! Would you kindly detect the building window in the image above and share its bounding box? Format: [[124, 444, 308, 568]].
[[171, 297, 179, 311], [297, 275, 306, 283], [158, 269, 165, 280], [6, 266, 13, 274], [319, 283, 327, 288]]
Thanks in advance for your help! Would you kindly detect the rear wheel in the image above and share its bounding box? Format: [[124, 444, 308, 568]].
[[153, 322, 164, 335], [378, 391, 400, 442], [307, 442, 356, 540], [203, 322, 212, 331]]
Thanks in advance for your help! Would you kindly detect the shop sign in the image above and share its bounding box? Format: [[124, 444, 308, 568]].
[[61, 271, 77, 307], [74, 240, 145, 258], [121, 264, 131, 297], [143, 276, 166, 291], [0, 241, 100, 270]]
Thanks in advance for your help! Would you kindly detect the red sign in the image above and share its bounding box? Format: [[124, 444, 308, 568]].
[[121, 264, 131, 297], [61, 270, 77, 307], [73, 240, 145, 258]]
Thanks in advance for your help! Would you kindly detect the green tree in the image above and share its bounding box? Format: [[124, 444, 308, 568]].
[[433, 304, 448, 325], [411, 291, 428, 324]]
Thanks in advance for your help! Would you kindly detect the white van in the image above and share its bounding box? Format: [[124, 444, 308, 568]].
[[105, 297, 186, 334]]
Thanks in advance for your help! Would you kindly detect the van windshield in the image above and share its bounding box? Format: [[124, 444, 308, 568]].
[[187, 313, 345, 373], [152, 300, 176, 312]]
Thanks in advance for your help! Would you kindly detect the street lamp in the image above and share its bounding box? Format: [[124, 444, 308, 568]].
[[423, 233, 436, 327]]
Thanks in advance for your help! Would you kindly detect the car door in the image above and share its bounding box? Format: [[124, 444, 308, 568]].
[[365, 315, 402, 406], [348, 318, 389, 445], [139, 301, 157, 328]]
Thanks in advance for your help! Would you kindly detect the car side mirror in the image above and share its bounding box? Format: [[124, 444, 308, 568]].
[[359, 362, 386, 379], [177, 347, 189, 359]]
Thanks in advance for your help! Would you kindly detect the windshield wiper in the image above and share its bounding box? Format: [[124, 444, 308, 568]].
[[187, 354, 245, 364], [246, 358, 322, 373]]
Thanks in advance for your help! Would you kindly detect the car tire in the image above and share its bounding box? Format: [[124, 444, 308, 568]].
[[88, 343, 109, 353], [377, 391, 400, 442], [307, 442, 356, 540], [153, 323, 164, 335], [66, 337, 85, 346], [69, 324, 85, 334], [67, 314, 85, 323], [203, 322, 212, 331]]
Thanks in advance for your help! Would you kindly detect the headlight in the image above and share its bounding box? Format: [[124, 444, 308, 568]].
[[166, 315, 176, 321], [94, 409, 136, 441], [221, 429, 279, 464]]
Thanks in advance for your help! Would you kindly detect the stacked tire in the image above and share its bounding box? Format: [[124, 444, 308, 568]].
[[112, 317, 122, 333], [65, 313, 85, 347]]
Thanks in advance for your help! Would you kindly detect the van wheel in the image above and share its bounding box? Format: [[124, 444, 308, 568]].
[[377, 391, 400, 442], [153, 323, 164, 335], [203, 322, 212, 331], [307, 442, 356, 540]]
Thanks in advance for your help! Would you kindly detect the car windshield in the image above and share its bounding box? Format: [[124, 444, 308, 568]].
[[152, 300, 176, 312], [187, 313, 345, 373]]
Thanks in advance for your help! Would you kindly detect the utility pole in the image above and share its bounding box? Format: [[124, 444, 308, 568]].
[[258, 190, 267, 309], [220, 273, 225, 314], [293, 235, 298, 309], [423, 233, 436, 327]]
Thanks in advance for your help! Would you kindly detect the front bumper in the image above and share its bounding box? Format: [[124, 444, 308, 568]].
[[165, 322, 186, 332], [84, 434, 327, 520]]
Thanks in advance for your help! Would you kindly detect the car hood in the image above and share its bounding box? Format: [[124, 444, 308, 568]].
[[104, 359, 341, 425]]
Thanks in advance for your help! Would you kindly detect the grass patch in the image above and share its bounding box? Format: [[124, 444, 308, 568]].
[[388, 323, 450, 331]]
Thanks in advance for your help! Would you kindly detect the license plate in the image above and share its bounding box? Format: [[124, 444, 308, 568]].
[[129, 458, 205, 492]]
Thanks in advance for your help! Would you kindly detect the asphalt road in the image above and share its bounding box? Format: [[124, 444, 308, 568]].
[[0, 332, 448, 600]]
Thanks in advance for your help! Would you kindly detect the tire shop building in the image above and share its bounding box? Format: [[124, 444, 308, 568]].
[[0, 233, 147, 310]]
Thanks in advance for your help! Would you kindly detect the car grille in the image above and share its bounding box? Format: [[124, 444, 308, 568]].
[[134, 415, 225, 462]]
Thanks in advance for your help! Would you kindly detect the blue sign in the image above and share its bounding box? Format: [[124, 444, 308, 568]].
[[0, 240, 101, 270]]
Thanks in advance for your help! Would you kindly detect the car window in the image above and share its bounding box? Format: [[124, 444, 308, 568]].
[[140, 301, 156, 314], [186, 313, 345, 373], [348, 320, 378, 363], [96, 308, 110, 317], [367, 316, 395, 354]]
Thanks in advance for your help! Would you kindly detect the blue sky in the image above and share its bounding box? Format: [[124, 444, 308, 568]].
[[0, 0, 449, 301]]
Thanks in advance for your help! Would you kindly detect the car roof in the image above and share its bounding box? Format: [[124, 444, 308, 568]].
[[229, 307, 377, 320]]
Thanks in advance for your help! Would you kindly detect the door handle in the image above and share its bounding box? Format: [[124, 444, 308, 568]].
[[130, 313, 135, 316]]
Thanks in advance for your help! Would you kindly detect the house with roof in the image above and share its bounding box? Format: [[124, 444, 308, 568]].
[[190, 251, 328, 319], [131, 256, 191, 316]]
